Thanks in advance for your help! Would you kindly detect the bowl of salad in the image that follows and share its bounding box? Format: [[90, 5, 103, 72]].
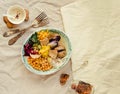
[[21, 28, 72, 75]]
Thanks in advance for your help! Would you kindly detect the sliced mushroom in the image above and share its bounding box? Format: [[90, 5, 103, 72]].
[[40, 38, 49, 46], [58, 41, 65, 46], [55, 45, 65, 52], [57, 50, 66, 58], [49, 49, 58, 59]]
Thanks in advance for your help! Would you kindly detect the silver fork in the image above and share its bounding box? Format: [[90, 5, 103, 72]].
[[8, 12, 49, 45], [3, 12, 48, 37]]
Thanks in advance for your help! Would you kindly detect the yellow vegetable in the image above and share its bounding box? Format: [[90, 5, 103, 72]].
[[37, 30, 49, 40], [39, 46, 50, 57], [28, 57, 53, 71]]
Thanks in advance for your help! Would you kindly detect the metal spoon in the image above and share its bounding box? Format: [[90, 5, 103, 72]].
[[3, 29, 20, 37]]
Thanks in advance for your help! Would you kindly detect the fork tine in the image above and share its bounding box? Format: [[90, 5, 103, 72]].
[[33, 18, 49, 28], [39, 12, 47, 18], [32, 11, 49, 27], [38, 18, 49, 27], [35, 12, 47, 21], [38, 13, 47, 21], [38, 17, 48, 23], [36, 13, 47, 23], [35, 12, 44, 19], [37, 16, 47, 23], [39, 16, 47, 21]]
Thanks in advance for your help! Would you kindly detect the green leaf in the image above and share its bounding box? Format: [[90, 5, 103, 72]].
[[28, 32, 40, 46]]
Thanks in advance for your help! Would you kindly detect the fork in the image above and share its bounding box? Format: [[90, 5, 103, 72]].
[[3, 12, 48, 37], [8, 12, 49, 45]]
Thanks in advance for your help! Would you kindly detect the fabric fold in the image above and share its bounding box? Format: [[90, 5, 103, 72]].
[[61, 0, 120, 93]]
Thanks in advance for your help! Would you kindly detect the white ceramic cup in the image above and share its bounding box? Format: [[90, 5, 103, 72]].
[[7, 5, 26, 24]]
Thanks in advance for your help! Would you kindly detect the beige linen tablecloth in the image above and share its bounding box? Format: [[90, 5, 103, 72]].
[[61, 0, 120, 94], [0, 0, 76, 94]]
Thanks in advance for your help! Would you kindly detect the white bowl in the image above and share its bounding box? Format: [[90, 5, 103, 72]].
[[21, 28, 72, 75], [7, 5, 26, 24]]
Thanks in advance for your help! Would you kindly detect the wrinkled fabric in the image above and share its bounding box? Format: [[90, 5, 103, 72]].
[[61, 0, 120, 94], [0, 0, 76, 94]]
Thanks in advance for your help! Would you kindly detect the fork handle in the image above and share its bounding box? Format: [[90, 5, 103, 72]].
[[8, 30, 26, 45], [21, 25, 33, 31]]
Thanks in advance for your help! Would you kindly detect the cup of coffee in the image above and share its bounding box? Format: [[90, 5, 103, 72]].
[[7, 5, 26, 24]]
